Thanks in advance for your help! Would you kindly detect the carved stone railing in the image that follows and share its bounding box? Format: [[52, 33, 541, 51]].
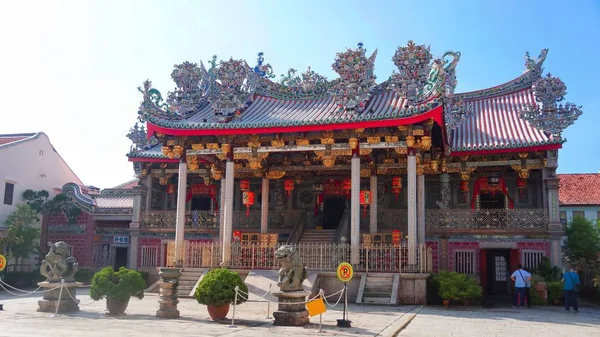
[[426, 208, 548, 232], [140, 210, 219, 229]]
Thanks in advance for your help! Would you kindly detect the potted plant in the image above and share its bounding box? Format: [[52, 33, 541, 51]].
[[194, 268, 248, 320], [437, 272, 460, 307], [547, 281, 563, 305], [90, 266, 146, 315]]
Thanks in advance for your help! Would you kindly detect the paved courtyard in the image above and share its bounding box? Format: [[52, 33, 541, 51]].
[[0, 289, 418, 337], [2, 289, 600, 336], [399, 305, 600, 337]]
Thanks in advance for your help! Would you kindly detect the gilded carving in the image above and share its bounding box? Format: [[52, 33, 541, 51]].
[[322, 155, 336, 168], [187, 155, 199, 171], [385, 135, 399, 142], [420, 136, 432, 151], [348, 137, 358, 149], [191, 143, 205, 150], [367, 136, 381, 144], [265, 170, 286, 179], [405, 136, 415, 148], [296, 138, 309, 146]]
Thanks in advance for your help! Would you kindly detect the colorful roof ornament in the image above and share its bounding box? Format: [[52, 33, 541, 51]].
[[126, 122, 158, 152], [208, 57, 258, 122], [252, 52, 275, 78], [389, 41, 433, 106], [166, 61, 212, 116], [329, 42, 377, 113], [138, 80, 179, 122], [277, 66, 329, 97], [519, 73, 583, 137], [440, 51, 474, 130]]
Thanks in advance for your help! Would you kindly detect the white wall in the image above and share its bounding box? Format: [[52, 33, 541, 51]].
[[560, 206, 600, 223], [0, 133, 84, 226]]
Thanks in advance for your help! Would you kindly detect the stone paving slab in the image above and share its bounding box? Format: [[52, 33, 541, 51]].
[[0, 290, 417, 337], [398, 305, 600, 337]]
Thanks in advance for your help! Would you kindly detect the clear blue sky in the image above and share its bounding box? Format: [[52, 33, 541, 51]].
[[1, 0, 598, 188]]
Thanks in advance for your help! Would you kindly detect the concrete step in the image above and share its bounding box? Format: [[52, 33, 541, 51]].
[[364, 290, 392, 296], [364, 286, 393, 293], [362, 297, 390, 305]]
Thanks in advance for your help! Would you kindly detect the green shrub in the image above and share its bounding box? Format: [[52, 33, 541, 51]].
[[194, 268, 247, 307], [435, 272, 482, 302], [547, 281, 564, 304], [426, 274, 443, 305], [137, 271, 149, 287], [74, 269, 94, 284], [529, 279, 548, 306], [531, 258, 562, 282], [90, 267, 146, 302]]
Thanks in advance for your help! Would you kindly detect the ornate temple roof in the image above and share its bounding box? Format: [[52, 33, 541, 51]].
[[450, 88, 562, 154], [62, 182, 135, 215], [128, 42, 581, 159]]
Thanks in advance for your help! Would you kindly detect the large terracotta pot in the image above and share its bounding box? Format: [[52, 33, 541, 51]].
[[443, 299, 450, 307], [106, 298, 130, 315], [207, 304, 230, 320]]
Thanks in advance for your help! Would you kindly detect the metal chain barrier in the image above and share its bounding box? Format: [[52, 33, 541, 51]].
[[0, 279, 60, 297], [62, 284, 96, 306]]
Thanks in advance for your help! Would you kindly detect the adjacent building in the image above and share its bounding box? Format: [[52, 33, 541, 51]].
[[558, 173, 600, 225]]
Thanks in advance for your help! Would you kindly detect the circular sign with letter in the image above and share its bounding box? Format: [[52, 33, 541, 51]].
[[0, 254, 6, 272], [336, 262, 354, 283]]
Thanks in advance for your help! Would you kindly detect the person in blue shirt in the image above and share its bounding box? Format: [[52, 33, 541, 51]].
[[562, 267, 580, 312], [510, 264, 531, 308]]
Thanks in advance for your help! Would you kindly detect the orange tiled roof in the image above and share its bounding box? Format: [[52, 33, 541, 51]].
[[558, 173, 600, 205]]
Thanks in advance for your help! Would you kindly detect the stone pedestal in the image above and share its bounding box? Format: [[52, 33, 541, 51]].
[[37, 281, 82, 313], [272, 291, 310, 326], [156, 267, 182, 319]]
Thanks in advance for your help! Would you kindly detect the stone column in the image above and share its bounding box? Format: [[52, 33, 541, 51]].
[[129, 185, 146, 269], [222, 159, 235, 264], [261, 178, 269, 233], [545, 171, 563, 267], [145, 175, 152, 211], [350, 154, 360, 265], [174, 159, 187, 267], [407, 149, 417, 265], [417, 172, 425, 244], [219, 179, 226, 246], [369, 175, 378, 234]]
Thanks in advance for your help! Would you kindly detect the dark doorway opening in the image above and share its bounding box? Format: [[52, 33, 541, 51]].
[[324, 197, 346, 229], [484, 249, 512, 306], [114, 247, 128, 270], [480, 192, 505, 209], [191, 196, 211, 211]]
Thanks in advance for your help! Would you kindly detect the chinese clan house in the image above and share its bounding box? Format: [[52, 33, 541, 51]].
[[126, 42, 582, 304]]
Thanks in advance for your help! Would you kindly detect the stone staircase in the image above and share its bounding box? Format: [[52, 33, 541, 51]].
[[299, 229, 336, 244], [356, 273, 399, 305], [177, 268, 206, 298]]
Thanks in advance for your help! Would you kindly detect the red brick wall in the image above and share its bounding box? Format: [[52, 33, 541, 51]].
[[46, 234, 89, 266], [516, 241, 550, 257], [426, 241, 439, 272], [448, 241, 480, 273]]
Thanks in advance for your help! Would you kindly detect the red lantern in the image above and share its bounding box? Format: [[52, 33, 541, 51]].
[[284, 179, 295, 196], [233, 230, 242, 242], [167, 184, 176, 194], [517, 177, 527, 198], [360, 190, 371, 218], [460, 180, 469, 193], [391, 176, 402, 200], [342, 179, 352, 195], [392, 230, 402, 246], [240, 179, 250, 192], [242, 191, 255, 217]]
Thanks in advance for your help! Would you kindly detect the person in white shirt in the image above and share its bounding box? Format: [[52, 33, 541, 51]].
[[510, 264, 531, 308]]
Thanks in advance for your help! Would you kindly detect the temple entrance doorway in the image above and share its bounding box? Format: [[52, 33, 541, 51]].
[[323, 196, 346, 229], [481, 248, 518, 307], [113, 247, 128, 270], [480, 192, 505, 209]]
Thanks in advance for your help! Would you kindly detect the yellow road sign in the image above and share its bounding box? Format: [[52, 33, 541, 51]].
[[336, 262, 354, 283], [0, 254, 6, 272], [306, 297, 326, 317]]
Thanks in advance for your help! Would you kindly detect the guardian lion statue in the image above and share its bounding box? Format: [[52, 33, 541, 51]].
[[40, 241, 78, 282], [275, 245, 307, 292]]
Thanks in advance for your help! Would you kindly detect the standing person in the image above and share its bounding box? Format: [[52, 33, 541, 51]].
[[524, 268, 532, 308], [510, 264, 531, 308], [562, 267, 580, 312]]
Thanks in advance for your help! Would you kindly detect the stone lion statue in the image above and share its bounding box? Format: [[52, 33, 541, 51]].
[[40, 241, 78, 282], [275, 245, 307, 292]]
